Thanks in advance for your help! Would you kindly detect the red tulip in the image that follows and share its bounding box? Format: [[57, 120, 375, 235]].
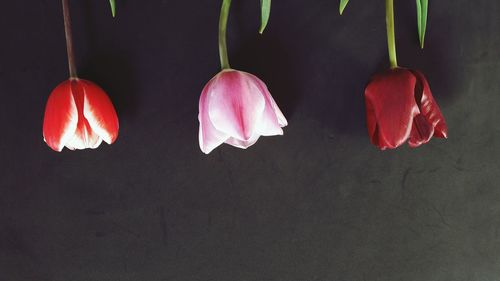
[[43, 79, 119, 152], [198, 69, 287, 154], [364, 68, 447, 149]]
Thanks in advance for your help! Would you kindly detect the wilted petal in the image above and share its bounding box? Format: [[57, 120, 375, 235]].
[[81, 80, 119, 144], [411, 70, 448, 139], [198, 77, 229, 154], [364, 68, 419, 149], [43, 80, 78, 152], [408, 113, 434, 147], [208, 70, 266, 141]]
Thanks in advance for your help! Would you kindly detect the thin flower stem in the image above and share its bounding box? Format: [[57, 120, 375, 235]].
[[386, 0, 398, 68], [218, 0, 232, 70], [62, 0, 77, 78]]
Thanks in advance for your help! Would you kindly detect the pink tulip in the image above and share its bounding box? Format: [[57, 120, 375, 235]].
[[43, 79, 119, 152], [198, 69, 287, 154]]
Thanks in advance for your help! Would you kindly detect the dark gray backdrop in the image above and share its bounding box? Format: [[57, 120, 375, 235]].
[[1, 0, 499, 280]]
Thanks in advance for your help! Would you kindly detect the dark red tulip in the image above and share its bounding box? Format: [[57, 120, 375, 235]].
[[43, 79, 119, 152], [364, 68, 447, 150]]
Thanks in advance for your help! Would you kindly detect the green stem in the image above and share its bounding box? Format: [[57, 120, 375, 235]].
[[218, 0, 231, 70], [62, 0, 77, 78], [386, 0, 398, 68]]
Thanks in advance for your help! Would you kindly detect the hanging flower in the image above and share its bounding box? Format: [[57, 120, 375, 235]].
[[43, 0, 119, 152], [198, 0, 287, 154], [362, 0, 446, 149], [199, 69, 287, 154], [365, 68, 447, 149], [43, 79, 119, 152]]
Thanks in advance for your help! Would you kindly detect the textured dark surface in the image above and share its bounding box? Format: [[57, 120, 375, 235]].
[[1, 1, 499, 280]]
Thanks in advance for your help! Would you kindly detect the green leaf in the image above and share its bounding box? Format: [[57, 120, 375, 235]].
[[259, 0, 271, 34], [109, 0, 116, 18], [339, 0, 349, 15], [416, 0, 428, 48]]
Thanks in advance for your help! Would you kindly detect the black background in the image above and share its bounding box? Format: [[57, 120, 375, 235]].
[[1, 0, 499, 280]]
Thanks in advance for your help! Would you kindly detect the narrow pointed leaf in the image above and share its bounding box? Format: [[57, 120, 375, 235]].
[[416, 0, 428, 48], [340, 0, 349, 15], [259, 0, 271, 34], [109, 0, 116, 17]]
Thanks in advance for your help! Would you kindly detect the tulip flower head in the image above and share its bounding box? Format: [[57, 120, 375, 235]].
[[198, 0, 287, 154], [43, 79, 119, 152], [199, 69, 287, 154], [362, 0, 446, 150], [43, 0, 119, 152], [365, 68, 447, 149]]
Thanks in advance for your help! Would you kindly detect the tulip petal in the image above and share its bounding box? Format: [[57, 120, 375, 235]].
[[256, 101, 284, 136], [254, 77, 288, 127], [225, 133, 260, 149], [208, 70, 266, 141], [199, 77, 230, 154], [365, 68, 419, 149], [65, 122, 103, 150], [249, 74, 285, 136], [65, 80, 104, 150], [43, 80, 78, 152], [81, 80, 119, 144], [408, 113, 434, 147], [411, 70, 448, 138]]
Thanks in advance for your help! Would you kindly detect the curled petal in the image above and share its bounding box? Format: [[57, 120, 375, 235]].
[[411, 70, 448, 139], [42, 80, 78, 152], [408, 113, 434, 147]]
